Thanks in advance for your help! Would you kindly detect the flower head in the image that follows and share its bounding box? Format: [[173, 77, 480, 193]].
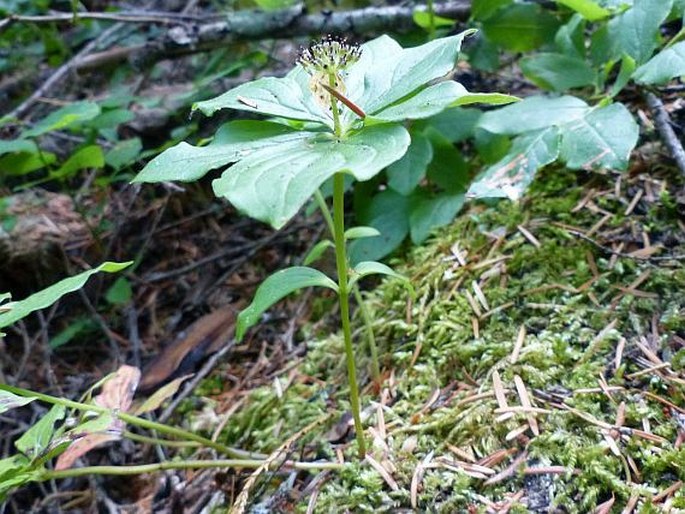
[[297, 35, 362, 76]]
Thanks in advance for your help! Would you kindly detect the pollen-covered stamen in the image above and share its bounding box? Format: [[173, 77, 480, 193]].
[[297, 35, 362, 76]]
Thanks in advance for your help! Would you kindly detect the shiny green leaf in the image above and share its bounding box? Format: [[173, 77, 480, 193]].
[[345, 226, 381, 240], [15, 405, 66, 460], [521, 53, 596, 91], [23, 101, 100, 138], [633, 41, 685, 84], [556, 0, 609, 20], [467, 127, 561, 200], [303, 240, 334, 266], [348, 261, 411, 291], [0, 262, 132, 328], [560, 103, 638, 170], [387, 132, 433, 195], [0, 390, 35, 414], [212, 124, 409, 228], [237, 267, 338, 341]]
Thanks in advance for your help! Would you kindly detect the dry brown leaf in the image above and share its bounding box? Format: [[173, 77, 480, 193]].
[[139, 305, 237, 392], [55, 365, 140, 470]]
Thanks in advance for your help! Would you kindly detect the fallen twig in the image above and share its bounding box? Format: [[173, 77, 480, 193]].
[[645, 91, 685, 178]]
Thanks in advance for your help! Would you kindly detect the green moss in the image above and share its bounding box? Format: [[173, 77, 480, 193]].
[[199, 167, 685, 512]]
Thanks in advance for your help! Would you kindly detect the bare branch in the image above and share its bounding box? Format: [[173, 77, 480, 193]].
[[645, 91, 685, 178]]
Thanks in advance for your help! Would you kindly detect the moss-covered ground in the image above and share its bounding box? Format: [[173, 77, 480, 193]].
[[210, 165, 685, 513]]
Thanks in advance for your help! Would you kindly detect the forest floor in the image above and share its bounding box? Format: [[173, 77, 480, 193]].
[[2, 127, 685, 514]]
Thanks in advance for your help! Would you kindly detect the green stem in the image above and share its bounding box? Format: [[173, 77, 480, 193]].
[[314, 190, 381, 384], [427, 0, 436, 40], [123, 431, 202, 448], [0, 384, 261, 460], [324, 72, 365, 456], [353, 287, 381, 383], [42, 458, 344, 481], [332, 173, 366, 457], [314, 189, 335, 236]]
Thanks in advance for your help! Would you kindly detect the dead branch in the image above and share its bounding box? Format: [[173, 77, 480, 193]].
[[48, 2, 472, 73], [0, 10, 214, 31], [645, 91, 685, 178], [5, 2, 470, 119]]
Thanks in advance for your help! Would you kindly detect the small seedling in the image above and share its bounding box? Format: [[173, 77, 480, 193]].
[[133, 31, 513, 456]]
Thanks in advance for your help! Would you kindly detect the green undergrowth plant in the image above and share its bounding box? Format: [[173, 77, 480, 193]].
[[132, 32, 515, 456], [453, 0, 685, 204], [0, 262, 342, 499], [341, 0, 683, 262]]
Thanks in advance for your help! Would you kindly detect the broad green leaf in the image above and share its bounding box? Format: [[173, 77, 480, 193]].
[[482, 3, 559, 52], [472, 0, 513, 20], [607, 0, 673, 64], [478, 95, 589, 135], [0, 390, 35, 414], [413, 10, 455, 29], [369, 81, 469, 123], [451, 92, 519, 107], [416, 107, 482, 143], [0, 151, 56, 175], [387, 132, 433, 195], [194, 31, 475, 133], [0, 455, 32, 502], [85, 108, 135, 130], [23, 101, 100, 138], [105, 138, 142, 170], [590, 25, 613, 66], [467, 33, 500, 72], [521, 53, 596, 91], [15, 405, 66, 459], [349, 190, 410, 264], [425, 130, 468, 194], [467, 127, 561, 200], [475, 127, 511, 163], [345, 226, 381, 240], [346, 32, 476, 124], [560, 103, 638, 170], [556, 0, 610, 20], [212, 124, 410, 228], [409, 192, 465, 244], [348, 261, 411, 291], [193, 74, 331, 126], [633, 41, 685, 84], [51, 145, 104, 179], [0, 261, 132, 328], [303, 240, 334, 266], [70, 412, 117, 434], [133, 121, 307, 184], [105, 277, 133, 305], [253, 0, 297, 9], [555, 14, 586, 59], [236, 267, 338, 341], [0, 455, 28, 480], [0, 139, 38, 156]]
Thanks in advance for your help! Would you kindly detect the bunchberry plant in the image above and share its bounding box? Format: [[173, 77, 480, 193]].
[[133, 31, 514, 456]]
